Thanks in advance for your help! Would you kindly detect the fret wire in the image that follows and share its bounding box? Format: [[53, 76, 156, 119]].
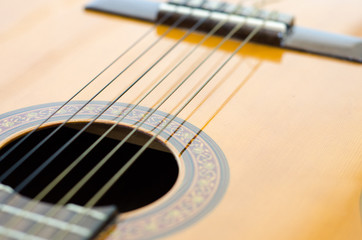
[[0, 204, 91, 237], [0, 226, 47, 240]]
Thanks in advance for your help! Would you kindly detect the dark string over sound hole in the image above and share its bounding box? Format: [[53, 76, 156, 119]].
[[0, 122, 179, 212]]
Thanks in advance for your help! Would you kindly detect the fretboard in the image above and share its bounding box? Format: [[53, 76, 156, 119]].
[[0, 184, 117, 240]]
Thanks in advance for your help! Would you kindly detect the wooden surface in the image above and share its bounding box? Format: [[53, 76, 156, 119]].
[[1, 0, 362, 239]]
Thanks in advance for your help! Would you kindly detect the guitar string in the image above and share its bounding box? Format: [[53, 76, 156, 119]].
[[55, 13, 270, 240], [16, 1, 239, 225], [0, 9, 197, 218], [0, 2, 196, 235], [0, 0, 213, 234], [0, 11, 172, 165], [0, 14, 185, 185], [0, 4, 192, 190], [18, 2, 246, 237], [176, 60, 263, 157], [27, 1, 271, 238], [6, 0, 268, 236], [2, 0, 268, 237], [51, 7, 269, 240]]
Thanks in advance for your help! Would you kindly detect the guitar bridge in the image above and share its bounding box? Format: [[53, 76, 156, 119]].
[[157, 0, 293, 45], [85, 0, 362, 62]]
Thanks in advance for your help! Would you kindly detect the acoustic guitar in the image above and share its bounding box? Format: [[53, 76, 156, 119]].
[[0, 0, 361, 239]]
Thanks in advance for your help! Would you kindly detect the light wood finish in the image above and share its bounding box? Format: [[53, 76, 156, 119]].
[[1, 0, 362, 239]]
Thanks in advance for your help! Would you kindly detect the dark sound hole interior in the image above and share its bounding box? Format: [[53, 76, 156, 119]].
[[0, 122, 179, 213]]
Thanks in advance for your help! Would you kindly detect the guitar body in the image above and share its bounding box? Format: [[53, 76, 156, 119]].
[[1, 0, 362, 239]]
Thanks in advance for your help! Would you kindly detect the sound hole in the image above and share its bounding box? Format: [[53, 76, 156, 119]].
[[0, 122, 179, 213]]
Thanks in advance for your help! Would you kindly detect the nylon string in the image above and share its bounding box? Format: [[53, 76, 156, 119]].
[[0, 0, 195, 234], [0, 2, 198, 206], [0, 0, 213, 235], [0, 11, 172, 165], [26, 6, 246, 237], [56, 14, 269, 240], [1, 0, 271, 239], [36, 3, 269, 240]]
